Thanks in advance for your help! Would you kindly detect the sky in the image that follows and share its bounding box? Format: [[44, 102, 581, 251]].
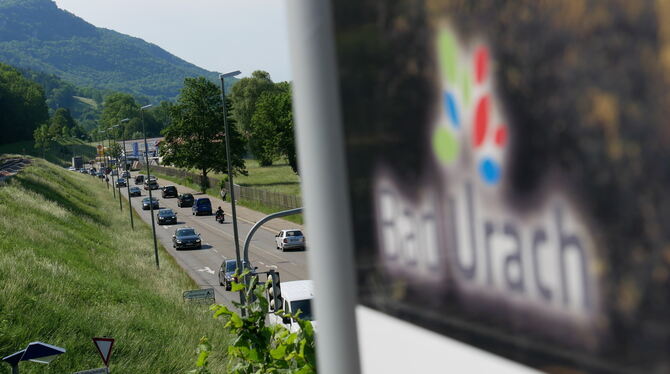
[[52, 0, 292, 82]]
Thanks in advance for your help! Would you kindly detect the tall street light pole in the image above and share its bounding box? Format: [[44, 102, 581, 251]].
[[98, 129, 109, 189], [141, 104, 160, 269], [121, 118, 134, 229], [110, 124, 122, 211], [107, 130, 117, 199], [219, 70, 244, 309]]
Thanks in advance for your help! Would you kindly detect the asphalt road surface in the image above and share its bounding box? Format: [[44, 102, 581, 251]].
[[111, 171, 309, 309]]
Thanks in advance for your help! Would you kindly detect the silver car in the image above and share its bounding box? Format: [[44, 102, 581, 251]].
[[275, 229, 305, 252]]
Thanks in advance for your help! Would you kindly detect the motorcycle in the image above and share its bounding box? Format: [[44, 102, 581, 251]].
[[215, 211, 225, 224]]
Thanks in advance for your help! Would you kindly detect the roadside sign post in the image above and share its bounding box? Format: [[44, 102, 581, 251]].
[[92, 337, 114, 370], [182, 288, 216, 304]]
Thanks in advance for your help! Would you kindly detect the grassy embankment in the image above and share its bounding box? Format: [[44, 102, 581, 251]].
[[0, 138, 97, 167], [153, 159, 304, 225], [0, 157, 229, 373]]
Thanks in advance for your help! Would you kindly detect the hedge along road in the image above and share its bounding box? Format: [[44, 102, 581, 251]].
[[114, 171, 310, 309]]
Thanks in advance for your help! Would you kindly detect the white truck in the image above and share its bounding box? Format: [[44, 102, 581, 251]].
[[267, 279, 315, 333]]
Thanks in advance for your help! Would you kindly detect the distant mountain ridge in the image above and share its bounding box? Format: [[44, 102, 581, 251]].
[[0, 0, 233, 102]]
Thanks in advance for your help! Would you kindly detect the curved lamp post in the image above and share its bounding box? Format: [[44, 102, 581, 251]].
[[2, 341, 66, 374]]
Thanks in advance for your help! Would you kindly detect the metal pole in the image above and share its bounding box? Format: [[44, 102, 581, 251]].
[[108, 135, 116, 199], [102, 132, 109, 190], [219, 76, 244, 311], [141, 106, 159, 269], [11, 363, 18, 374], [243, 208, 302, 264], [115, 131, 122, 212], [122, 126, 134, 229], [287, 0, 361, 373]]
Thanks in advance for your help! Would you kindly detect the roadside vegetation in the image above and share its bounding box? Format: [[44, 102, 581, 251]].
[[0, 157, 230, 373], [0, 138, 96, 167]]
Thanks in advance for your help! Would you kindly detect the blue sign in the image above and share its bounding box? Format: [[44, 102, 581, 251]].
[[132, 142, 139, 157]]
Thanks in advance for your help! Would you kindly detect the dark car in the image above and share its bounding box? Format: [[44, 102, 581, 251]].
[[115, 178, 127, 187], [121, 171, 131, 178], [177, 193, 194, 207], [97, 172, 105, 179], [172, 227, 202, 250], [141, 197, 159, 210], [157, 208, 177, 225], [192, 197, 212, 216], [129, 186, 142, 197], [218, 258, 256, 291], [144, 179, 159, 190], [135, 175, 145, 185], [162, 185, 178, 198]]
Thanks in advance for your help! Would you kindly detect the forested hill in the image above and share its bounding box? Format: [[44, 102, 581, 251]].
[[0, 0, 229, 102]]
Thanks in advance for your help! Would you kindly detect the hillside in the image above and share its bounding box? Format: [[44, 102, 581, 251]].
[[0, 157, 230, 372], [0, 0, 235, 102]]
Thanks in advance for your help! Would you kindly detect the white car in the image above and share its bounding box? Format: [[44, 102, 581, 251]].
[[267, 280, 315, 333], [275, 229, 305, 252]]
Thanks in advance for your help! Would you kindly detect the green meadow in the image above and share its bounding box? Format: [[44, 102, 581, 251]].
[[0, 157, 229, 373]]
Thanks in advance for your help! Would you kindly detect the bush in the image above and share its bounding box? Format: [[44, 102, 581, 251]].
[[191, 273, 317, 373]]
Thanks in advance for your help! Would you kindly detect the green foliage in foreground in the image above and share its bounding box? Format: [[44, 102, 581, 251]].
[[192, 274, 316, 373], [0, 157, 230, 373]]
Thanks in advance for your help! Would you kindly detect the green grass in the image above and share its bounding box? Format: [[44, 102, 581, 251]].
[[0, 138, 97, 167], [0, 157, 230, 373], [151, 170, 304, 225], [208, 158, 302, 198]]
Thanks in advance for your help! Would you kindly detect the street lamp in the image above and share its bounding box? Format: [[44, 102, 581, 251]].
[[96, 129, 109, 189], [2, 341, 66, 374], [141, 104, 160, 269], [104, 128, 117, 199], [219, 70, 244, 308], [109, 124, 122, 211], [121, 118, 134, 229]]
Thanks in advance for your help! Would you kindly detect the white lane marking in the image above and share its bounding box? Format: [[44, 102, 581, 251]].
[[163, 226, 168, 230], [258, 261, 265, 265], [197, 267, 215, 275], [212, 248, 218, 253], [265, 265, 278, 269]]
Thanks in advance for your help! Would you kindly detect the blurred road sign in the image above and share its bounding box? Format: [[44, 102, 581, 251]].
[[92, 338, 114, 367], [183, 288, 215, 303]]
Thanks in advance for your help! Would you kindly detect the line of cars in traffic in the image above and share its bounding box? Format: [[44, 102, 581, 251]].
[[77, 167, 314, 328]]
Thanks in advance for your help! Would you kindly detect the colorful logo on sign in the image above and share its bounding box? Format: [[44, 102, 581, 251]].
[[432, 29, 507, 186], [373, 26, 601, 334]]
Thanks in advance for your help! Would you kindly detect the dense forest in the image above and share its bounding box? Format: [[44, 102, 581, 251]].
[[0, 63, 48, 145], [0, 0, 235, 102]]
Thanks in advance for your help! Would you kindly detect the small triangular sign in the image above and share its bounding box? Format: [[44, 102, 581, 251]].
[[92, 337, 115, 367]]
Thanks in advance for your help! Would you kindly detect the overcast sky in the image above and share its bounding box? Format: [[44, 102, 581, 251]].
[[53, 0, 292, 82]]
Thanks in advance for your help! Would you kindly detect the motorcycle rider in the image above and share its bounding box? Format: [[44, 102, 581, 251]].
[[215, 206, 224, 221]]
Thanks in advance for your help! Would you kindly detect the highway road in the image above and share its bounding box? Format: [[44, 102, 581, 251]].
[[112, 171, 310, 309]]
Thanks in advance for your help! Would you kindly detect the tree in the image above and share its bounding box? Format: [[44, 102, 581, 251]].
[[49, 108, 76, 139], [229, 70, 275, 165], [99, 92, 140, 139], [251, 82, 299, 173], [33, 124, 51, 158], [160, 77, 247, 192], [0, 63, 49, 145]]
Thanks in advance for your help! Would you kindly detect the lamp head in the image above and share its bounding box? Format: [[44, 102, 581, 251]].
[[220, 70, 241, 79]]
